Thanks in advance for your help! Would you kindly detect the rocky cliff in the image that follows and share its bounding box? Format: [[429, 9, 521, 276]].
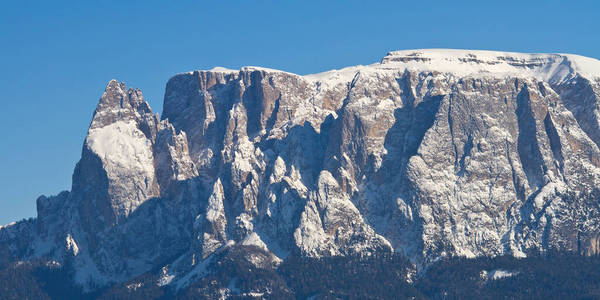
[[3, 49, 600, 290]]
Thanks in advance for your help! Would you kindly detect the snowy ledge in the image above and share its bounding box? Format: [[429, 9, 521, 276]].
[[186, 49, 600, 86]]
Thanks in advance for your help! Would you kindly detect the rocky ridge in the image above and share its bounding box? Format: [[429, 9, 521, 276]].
[[2, 49, 600, 290]]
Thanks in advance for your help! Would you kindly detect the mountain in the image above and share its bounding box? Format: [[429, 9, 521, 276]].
[[2, 49, 600, 297]]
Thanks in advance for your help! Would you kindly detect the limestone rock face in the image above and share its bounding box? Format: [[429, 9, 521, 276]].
[[3, 49, 600, 289], [74, 80, 160, 231]]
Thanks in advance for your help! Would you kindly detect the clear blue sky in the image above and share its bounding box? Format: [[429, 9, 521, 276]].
[[1, 0, 598, 225]]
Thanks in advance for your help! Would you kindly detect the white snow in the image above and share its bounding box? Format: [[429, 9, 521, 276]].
[[209, 66, 238, 73], [66, 234, 79, 256], [270, 156, 287, 183], [305, 65, 366, 86], [240, 232, 283, 264], [126, 282, 143, 291], [533, 181, 566, 209], [488, 269, 519, 280], [45, 260, 61, 268], [194, 50, 600, 91], [240, 66, 299, 76], [206, 179, 225, 223], [304, 49, 600, 86], [378, 49, 600, 82], [241, 232, 268, 250], [86, 120, 154, 174], [157, 266, 175, 286], [0, 222, 16, 230], [85, 120, 157, 215], [562, 53, 600, 80]]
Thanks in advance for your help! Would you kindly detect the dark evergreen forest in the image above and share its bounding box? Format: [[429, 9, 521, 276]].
[[2, 247, 600, 299]]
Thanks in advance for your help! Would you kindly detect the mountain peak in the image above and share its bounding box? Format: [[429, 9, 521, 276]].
[[90, 80, 152, 130], [4, 49, 600, 294]]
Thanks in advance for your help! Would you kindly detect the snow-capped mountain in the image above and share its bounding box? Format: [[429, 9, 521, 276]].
[[3, 49, 600, 291]]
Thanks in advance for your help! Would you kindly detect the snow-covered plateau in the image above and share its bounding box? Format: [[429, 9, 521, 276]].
[[3, 49, 600, 291]]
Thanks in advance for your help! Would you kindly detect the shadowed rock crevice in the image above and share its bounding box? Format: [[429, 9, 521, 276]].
[[71, 147, 112, 236], [515, 85, 546, 189], [265, 95, 281, 133], [543, 112, 564, 177], [377, 93, 444, 180], [242, 71, 276, 137]]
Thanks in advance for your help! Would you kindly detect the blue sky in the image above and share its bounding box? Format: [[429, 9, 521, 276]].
[[0, 0, 598, 225]]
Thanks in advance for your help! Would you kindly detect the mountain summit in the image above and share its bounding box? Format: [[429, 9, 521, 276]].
[[3, 49, 600, 294]]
